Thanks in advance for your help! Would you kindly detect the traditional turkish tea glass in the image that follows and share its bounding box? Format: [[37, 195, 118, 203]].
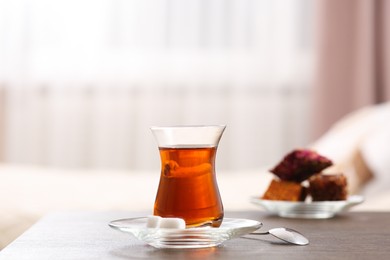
[[151, 125, 226, 228]]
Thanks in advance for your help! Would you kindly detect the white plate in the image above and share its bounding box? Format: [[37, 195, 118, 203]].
[[250, 195, 364, 219], [109, 217, 262, 249]]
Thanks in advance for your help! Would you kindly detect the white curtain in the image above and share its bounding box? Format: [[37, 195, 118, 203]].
[[0, 0, 314, 171]]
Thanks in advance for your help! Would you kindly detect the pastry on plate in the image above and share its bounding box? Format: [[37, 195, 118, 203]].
[[308, 174, 348, 201], [270, 149, 333, 182], [262, 179, 307, 201]]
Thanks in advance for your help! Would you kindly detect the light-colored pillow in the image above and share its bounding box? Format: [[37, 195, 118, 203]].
[[311, 102, 390, 194], [359, 112, 390, 196]]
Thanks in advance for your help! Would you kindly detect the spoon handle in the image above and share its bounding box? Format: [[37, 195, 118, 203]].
[[248, 232, 270, 235]]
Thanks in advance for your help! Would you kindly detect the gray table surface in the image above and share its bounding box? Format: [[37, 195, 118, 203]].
[[0, 211, 389, 260]]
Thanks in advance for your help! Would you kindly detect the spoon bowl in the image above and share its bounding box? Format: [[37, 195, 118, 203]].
[[249, 227, 309, 245]]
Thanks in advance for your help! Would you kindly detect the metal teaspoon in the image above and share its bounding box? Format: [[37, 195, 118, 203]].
[[249, 227, 309, 245]]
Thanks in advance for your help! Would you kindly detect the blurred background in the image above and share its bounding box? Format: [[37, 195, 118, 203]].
[[0, 0, 389, 171], [0, 0, 314, 171]]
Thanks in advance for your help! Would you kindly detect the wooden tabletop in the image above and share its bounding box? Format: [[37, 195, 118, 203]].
[[0, 211, 389, 259]]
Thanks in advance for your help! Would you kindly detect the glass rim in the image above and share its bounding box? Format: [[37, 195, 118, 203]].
[[150, 125, 226, 130], [150, 125, 226, 147]]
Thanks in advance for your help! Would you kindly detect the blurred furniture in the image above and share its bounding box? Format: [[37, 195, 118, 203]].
[[1, 211, 390, 259], [0, 165, 272, 249]]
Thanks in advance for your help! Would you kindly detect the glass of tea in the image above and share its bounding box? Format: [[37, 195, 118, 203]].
[[150, 125, 226, 228]]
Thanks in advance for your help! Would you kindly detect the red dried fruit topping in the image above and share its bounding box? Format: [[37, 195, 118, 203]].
[[270, 149, 333, 182]]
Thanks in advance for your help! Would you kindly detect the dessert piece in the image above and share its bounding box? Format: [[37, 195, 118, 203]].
[[270, 149, 333, 182], [308, 174, 347, 201], [262, 179, 307, 201]]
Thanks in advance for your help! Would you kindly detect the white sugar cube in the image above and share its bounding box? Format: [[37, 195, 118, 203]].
[[146, 215, 162, 228], [159, 218, 186, 229]]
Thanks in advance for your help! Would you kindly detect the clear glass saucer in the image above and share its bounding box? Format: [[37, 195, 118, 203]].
[[109, 217, 262, 249], [250, 195, 364, 219]]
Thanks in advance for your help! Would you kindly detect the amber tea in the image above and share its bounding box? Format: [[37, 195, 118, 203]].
[[154, 146, 224, 227]]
